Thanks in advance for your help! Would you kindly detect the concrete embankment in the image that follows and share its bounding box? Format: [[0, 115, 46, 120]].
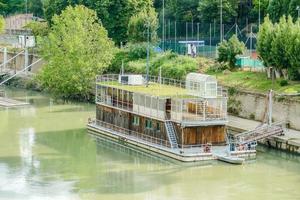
[[228, 115, 300, 154], [231, 90, 300, 130]]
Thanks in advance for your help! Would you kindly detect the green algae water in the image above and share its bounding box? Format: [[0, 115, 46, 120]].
[[1, 88, 300, 200]]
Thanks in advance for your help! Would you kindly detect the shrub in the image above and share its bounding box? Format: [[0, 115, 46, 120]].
[[228, 87, 238, 96], [279, 79, 289, 87], [127, 43, 155, 61], [218, 35, 246, 69]]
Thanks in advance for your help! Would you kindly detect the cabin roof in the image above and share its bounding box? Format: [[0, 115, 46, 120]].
[[97, 81, 194, 98]]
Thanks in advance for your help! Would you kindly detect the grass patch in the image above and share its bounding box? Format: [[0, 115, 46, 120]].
[[207, 71, 300, 94], [98, 81, 191, 98]]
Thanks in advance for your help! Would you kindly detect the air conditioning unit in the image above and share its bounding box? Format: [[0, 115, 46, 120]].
[[118, 74, 144, 85]]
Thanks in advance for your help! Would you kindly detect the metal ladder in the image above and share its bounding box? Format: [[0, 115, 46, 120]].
[[165, 121, 179, 148]]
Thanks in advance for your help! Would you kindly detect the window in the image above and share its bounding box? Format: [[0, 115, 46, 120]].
[[132, 116, 140, 126], [156, 123, 160, 132], [145, 119, 152, 129]]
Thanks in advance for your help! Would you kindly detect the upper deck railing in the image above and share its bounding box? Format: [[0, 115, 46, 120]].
[[96, 74, 227, 124], [96, 74, 224, 98]]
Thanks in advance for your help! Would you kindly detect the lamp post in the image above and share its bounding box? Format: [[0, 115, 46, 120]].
[[258, 0, 261, 27], [220, 0, 223, 42], [162, 0, 165, 51], [146, 20, 150, 87]]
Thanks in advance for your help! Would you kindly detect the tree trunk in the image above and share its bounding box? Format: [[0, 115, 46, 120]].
[[282, 69, 289, 80], [275, 69, 281, 79]]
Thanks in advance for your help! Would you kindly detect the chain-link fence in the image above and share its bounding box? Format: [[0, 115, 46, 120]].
[[157, 20, 259, 59]]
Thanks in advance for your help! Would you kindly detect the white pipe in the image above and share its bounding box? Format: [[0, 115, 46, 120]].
[[0, 50, 25, 68]]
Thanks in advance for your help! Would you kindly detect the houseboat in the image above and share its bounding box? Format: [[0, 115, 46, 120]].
[[87, 73, 256, 162]]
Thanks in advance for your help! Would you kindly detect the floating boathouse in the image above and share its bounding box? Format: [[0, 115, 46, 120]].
[[87, 73, 256, 162]]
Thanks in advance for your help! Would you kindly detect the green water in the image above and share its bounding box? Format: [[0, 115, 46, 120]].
[[1, 89, 300, 200]]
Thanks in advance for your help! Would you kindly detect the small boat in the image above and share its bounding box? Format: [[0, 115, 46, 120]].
[[217, 155, 245, 165]]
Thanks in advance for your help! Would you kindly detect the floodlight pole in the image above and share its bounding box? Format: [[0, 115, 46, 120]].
[[146, 20, 150, 87], [258, 0, 261, 27], [220, 0, 223, 42], [162, 0, 165, 51]]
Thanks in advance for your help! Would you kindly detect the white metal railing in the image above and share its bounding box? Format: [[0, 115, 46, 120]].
[[233, 121, 285, 145], [90, 119, 172, 148], [0, 59, 42, 86], [96, 74, 186, 89], [181, 144, 213, 153]]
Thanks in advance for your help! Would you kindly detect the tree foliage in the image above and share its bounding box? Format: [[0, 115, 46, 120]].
[[38, 5, 115, 99], [198, 0, 238, 23], [24, 21, 49, 37], [0, 15, 4, 33], [257, 15, 300, 80], [0, 0, 43, 16], [217, 35, 246, 68], [128, 7, 158, 43], [257, 16, 275, 67]]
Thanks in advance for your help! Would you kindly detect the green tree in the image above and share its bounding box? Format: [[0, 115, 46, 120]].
[[286, 20, 300, 80], [288, 0, 300, 20], [267, 0, 290, 22], [257, 16, 275, 68], [270, 16, 293, 71], [128, 7, 158, 43], [38, 5, 115, 99], [87, 0, 153, 44], [217, 35, 246, 68], [0, 15, 5, 33], [198, 0, 237, 23], [24, 21, 49, 37]]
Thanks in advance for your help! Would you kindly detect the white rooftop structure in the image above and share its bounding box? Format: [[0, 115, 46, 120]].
[[186, 73, 218, 98]]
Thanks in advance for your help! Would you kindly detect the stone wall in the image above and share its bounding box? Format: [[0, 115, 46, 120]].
[[234, 91, 300, 130]]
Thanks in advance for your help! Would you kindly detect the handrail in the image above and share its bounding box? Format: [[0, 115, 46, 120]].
[[0, 58, 42, 86], [0, 50, 25, 68], [91, 119, 172, 148]]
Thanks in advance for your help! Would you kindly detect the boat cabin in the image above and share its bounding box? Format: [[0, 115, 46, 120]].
[[95, 73, 228, 148]]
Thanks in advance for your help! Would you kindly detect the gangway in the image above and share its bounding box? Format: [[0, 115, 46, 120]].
[[232, 122, 285, 145], [230, 90, 285, 146]]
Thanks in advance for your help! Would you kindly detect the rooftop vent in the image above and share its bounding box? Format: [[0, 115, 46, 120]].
[[118, 74, 145, 85]]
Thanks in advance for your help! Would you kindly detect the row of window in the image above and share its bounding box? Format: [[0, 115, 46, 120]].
[[132, 116, 160, 131]]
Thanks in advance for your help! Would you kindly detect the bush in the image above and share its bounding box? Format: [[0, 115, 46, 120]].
[[228, 87, 238, 96], [127, 43, 155, 61], [279, 79, 289, 87], [126, 51, 198, 80], [218, 35, 246, 69]]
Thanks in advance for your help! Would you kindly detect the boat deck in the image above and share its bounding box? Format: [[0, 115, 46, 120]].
[[87, 122, 256, 163]]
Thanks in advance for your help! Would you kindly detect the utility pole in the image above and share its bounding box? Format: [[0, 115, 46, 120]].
[[162, 0, 165, 51], [146, 20, 150, 87], [258, 0, 261, 27], [220, 0, 223, 42]]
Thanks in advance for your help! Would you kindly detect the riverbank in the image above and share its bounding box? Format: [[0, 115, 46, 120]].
[[228, 115, 300, 154]]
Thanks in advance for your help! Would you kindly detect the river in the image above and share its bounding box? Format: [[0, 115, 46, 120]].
[[0, 88, 300, 200]]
